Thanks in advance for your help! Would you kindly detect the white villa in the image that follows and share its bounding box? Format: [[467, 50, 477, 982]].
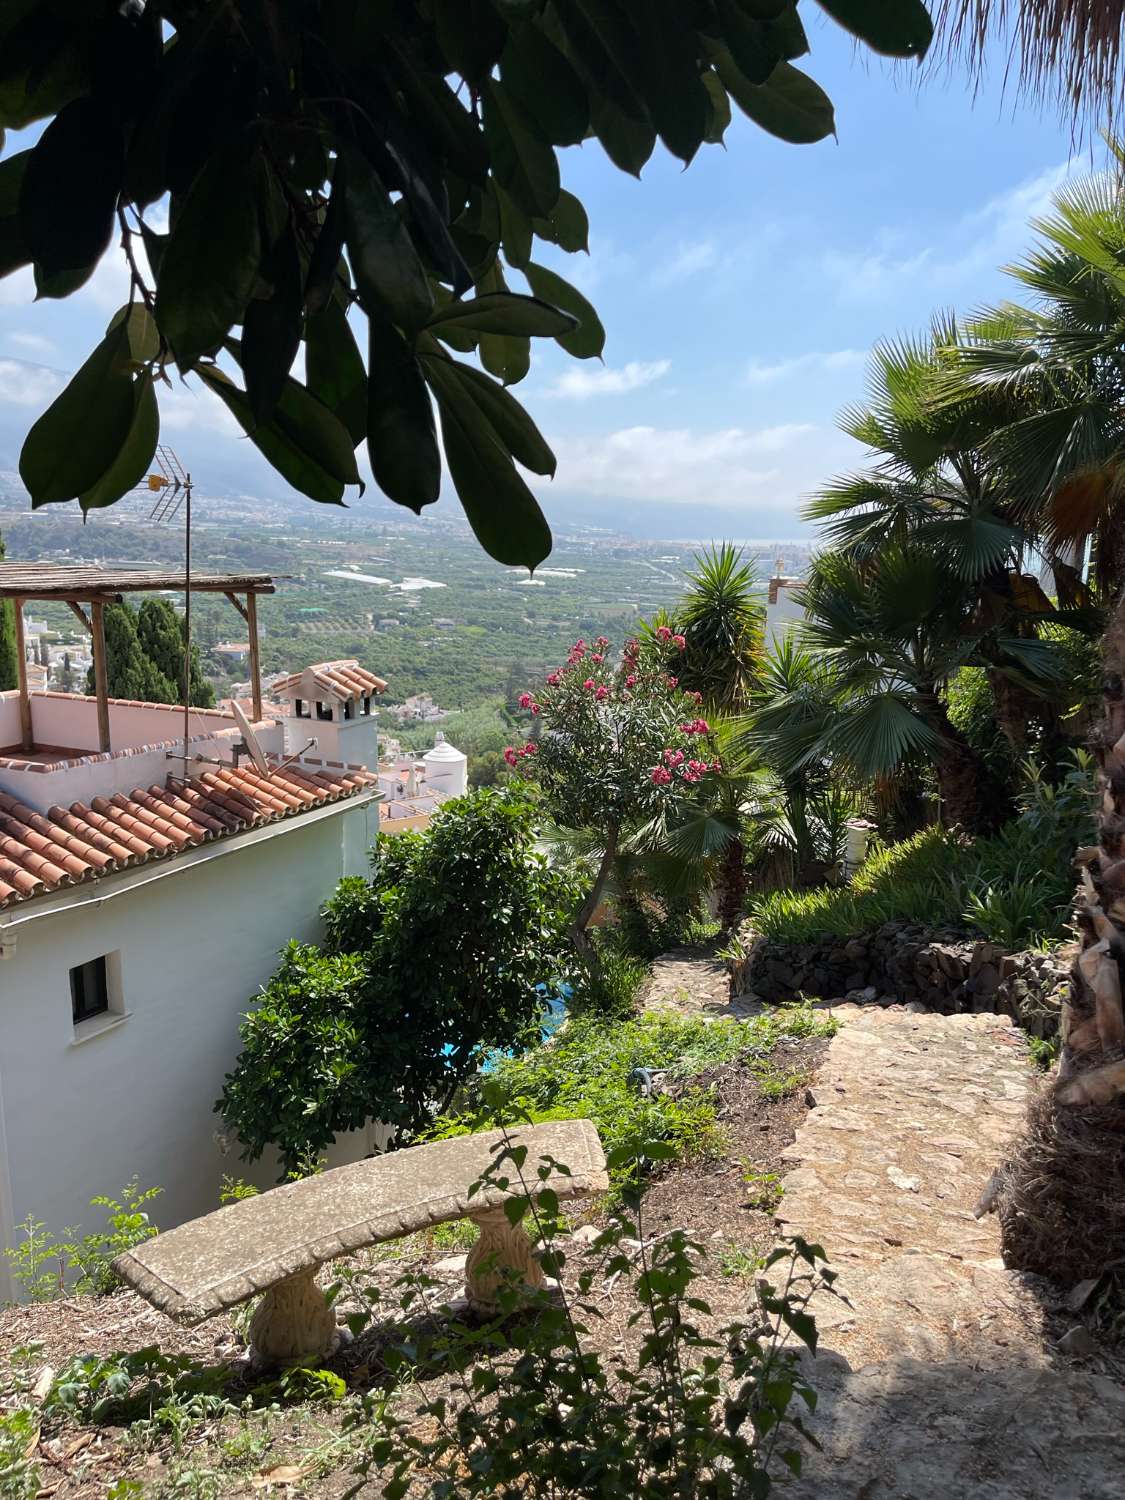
[[0, 570, 412, 1300]]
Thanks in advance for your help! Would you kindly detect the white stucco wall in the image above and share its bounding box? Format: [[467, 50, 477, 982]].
[[282, 711, 378, 771], [0, 795, 379, 1300]]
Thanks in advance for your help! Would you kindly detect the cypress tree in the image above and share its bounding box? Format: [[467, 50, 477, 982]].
[[0, 531, 17, 693]]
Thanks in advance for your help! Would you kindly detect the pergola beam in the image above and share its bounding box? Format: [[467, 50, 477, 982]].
[[246, 592, 263, 722], [66, 601, 93, 634], [90, 601, 111, 754]]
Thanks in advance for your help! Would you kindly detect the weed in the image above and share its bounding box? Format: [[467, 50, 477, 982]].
[[1027, 1033, 1061, 1071], [741, 1166, 784, 1211], [3, 1180, 161, 1302], [716, 1243, 761, 1279], [0, 1408, 40, 1500], [218, 1176, 260, 1204]]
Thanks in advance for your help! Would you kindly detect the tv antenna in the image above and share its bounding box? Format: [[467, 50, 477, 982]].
[[141, 446, 192, 524]]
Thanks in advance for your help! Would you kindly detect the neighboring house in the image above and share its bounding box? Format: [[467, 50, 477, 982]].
[[377, 733, 468, 834], [765, 562, 805, 649], [270, 659, 387, 770], [0, 682, 380, 1302]]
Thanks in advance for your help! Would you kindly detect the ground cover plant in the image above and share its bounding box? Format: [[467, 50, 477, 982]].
[[750, 753, 1095, 949], [430, 1006, 837, 1197]]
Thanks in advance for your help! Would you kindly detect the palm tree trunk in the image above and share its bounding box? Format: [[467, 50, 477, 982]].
[[716, 834, 746, 929], [918, 692, 993, 833], [1054, 589, 1125, 1105]]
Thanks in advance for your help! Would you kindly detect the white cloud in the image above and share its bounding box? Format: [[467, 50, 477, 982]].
[[822, 161, 1072, 299], [0, 267, 35, 308], [0, 358, 63, 407], [542, 359, 671, 399], [550, 422, 814, 507], [649, 240, 716, 287], [157, 376, 242, 438], [745, 349, 866, 385], [6, 331, 55, 354]]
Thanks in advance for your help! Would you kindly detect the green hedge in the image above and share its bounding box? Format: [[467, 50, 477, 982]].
[[750, 756, 1094, 950]]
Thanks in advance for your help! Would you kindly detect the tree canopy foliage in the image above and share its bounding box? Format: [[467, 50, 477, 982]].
[[0, 530, 16, 693], [1, 0, 933, 566], [89, 598, 214, 706]]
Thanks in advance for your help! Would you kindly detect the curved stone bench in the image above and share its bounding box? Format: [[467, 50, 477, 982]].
[[114, 1120, 607, 1364]]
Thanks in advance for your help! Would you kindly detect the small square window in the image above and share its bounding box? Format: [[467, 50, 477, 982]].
[[70, 956, 110, 1026]]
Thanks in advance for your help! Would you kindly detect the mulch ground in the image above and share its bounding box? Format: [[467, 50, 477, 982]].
[[0, 1037, 827, 1499]]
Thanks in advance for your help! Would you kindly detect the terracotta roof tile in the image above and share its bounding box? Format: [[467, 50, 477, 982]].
[[272, 659, 388, 704], [0, 758, 376, 910]]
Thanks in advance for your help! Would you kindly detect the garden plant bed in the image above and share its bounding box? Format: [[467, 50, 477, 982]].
[[0, 1038, 827, 1499]]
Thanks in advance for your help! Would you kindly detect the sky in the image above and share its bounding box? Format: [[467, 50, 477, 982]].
[[0, 13, 1111, 547]]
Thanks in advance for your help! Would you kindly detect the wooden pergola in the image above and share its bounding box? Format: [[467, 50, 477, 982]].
[[0, 565, 275, 754]]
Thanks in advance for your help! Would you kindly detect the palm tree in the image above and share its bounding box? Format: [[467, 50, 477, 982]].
[[742, 637, 863, 883], [808, 324, 1078, 755], [672, 543, 765, 715]]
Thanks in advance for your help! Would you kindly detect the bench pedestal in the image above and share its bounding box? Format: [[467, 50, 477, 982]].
[[248, 1268, 341, 1365], [465, 1207, 549, 1315]]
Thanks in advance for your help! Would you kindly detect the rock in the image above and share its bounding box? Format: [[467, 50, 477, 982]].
[[570, 1224, 601, 1246], [886, 1167, 921, 1193], [905, 1000, 929, 1014], [1056, 1325, 1099, 1358], [433, 1253, 468, 1276], [844, 938, 867, 961]]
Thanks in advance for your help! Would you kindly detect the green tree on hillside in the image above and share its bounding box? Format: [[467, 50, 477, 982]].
[[0, 531, 16, 693], [137, 598, 215, 708]]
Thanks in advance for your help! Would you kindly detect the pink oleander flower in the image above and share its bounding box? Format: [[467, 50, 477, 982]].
[[711, 759, 722, 772], [523, 742, 538, 755], [595, 635, 610, 649], [650, 766, 673, 786], [518, 692, 533, 709], [656, 625, 672, 641], [688, 759, 708, 774], [591, 653, 604, 663], [625, 673, 637, 687], [503, 747, 519, 768], [682, 768, 701, 784], [546, 673, 560, 686], [583, 678, 596, 691], [625, 637, 640, 654], [672, 634, 686, 650], [663, 748, 685, 767], [665, 675, 678, 689], [595, 684, 609, 700], [691, 691, 704, 705], [531, 702, 541, 715]]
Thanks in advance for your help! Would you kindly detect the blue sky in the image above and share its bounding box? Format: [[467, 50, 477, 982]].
[[0, 13, 1107, 544]]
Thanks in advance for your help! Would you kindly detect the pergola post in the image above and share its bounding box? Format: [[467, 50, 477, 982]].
[[11, 595, 31, 752], [90, 600, 111, 754], [246, 591, 263, 722]]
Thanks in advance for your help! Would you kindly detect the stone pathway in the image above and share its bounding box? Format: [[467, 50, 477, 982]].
[[640, 944, 759, 1019], [775, 1004, 1125, 1498]]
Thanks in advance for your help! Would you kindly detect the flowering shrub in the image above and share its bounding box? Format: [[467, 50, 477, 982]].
[[505, 635, 718, 956]]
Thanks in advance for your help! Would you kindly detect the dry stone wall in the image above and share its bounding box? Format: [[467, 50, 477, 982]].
[[739, 920, 1070, 1037]]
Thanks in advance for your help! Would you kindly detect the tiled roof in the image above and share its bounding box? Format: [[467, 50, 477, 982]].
[[272, 660, 388, 704], [0, 760, 376, 909]]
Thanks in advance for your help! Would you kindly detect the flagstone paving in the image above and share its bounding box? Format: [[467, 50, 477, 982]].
[[776, 1003, 1125, 1498]]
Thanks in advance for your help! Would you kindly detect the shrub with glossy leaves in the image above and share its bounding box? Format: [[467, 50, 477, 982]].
[[217, 789, 578, 1173]]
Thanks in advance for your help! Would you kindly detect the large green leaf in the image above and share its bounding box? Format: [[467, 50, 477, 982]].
[[588, 91, 655, 176], [523, 262, 605, 358], [714, 0, 781, 85], [19, 97, 123, 273], [496, 183, 533, 270], [304, 175, 346, 317], [427, 360, 552, 568], [19, 326, 136, 506], [482, 80, 560, 220], [342, 146, 434, 333], [715, 54, 835, 144], [367, 318, 441, 513], [702, 70, 732, 145], [633, 0, 710, 163], [0, 149, 30, 277], [155, 139, 267, 372], [479, 329, 531, 385], [307, 299, 367, 447], [420, 353, 556, 476], [79, 370, 159, 513], [198, 364, 358, 505], [432, 0, 506, 82], [0, 2, 95, 129], [33, 259, 96, 300], [814, 0, 932, 58], [501, 23, 589, 147], [427, 291, 576, 338], [531, 190, 589, 254], [242, 222, 303, 425]]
